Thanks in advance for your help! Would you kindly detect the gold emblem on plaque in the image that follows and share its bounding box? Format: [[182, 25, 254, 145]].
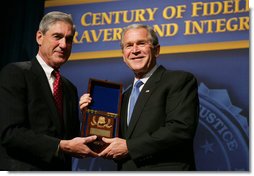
[[91, 116, 112, 128]]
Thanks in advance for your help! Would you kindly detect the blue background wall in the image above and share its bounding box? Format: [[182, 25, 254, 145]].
[[45, 0, 249, 171], [60, 48, 249, 171]]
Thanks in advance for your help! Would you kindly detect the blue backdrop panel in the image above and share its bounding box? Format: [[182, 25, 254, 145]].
[[61, 48, 249, 171], [45, 0, 249, 171]]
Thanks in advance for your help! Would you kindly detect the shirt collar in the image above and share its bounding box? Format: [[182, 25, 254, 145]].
[[133, 64, 159, 85], [36, 54, 55, 80]]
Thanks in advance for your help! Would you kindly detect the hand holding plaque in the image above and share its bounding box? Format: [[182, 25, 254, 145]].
[[81, 79, 122, 153]]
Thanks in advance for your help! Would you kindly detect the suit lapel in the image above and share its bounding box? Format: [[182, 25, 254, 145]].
[[126, 66, 166, 138], [30, 59, 63, 134], [121, 87, 131, 138]]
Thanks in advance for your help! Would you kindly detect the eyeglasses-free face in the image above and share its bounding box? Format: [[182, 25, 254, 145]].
[[122, 28, 160, 78]]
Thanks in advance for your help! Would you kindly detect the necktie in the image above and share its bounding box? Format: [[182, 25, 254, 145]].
[[128, 80, 143, 126], [52, 69, 63, 119]]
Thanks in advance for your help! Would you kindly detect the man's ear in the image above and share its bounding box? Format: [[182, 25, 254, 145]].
[[155, 44, 160, 57], [36, 31, 43, 46]]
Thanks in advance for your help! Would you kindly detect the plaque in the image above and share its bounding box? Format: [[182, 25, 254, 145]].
[[81, 78, 122, 153]]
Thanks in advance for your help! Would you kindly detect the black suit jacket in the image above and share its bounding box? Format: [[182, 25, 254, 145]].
[[118, 66, 199, 171], [0, 59, 80, 171]]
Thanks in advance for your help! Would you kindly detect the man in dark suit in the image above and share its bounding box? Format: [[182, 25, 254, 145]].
[[80, 24, 199, 171], [0, 11, 98, 171]]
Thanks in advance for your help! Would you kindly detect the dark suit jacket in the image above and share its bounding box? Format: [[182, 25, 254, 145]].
[[0, 58, 80, 171], [118, 66, 199, 171]]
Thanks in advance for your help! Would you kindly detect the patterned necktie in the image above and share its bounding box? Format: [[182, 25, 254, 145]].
[[52, 69, 63, 119], [128, 80, 143, 126]]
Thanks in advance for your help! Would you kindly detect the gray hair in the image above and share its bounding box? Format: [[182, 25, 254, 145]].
[[39, 11, 76, 35], [120, 24, 159, 49]]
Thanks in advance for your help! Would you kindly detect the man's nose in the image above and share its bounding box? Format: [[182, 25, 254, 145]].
[[59, 38, 67, 48], [132, 43, 140, 53]]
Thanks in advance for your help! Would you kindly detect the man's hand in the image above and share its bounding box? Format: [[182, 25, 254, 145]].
[[59, 136, 98, 158], [79, 93, 92, 112], [98, 137, 128, 160]]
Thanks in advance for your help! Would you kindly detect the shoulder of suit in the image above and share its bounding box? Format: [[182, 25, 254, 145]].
[[166, 69, 194, 76], [156, 65, 193, 77], [162, 68, 197, 82], [1, 60, 32, 73]]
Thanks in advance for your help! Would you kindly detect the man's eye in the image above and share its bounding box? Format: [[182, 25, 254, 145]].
[[125, 45, 133, 49], [138, 42, 146, 46], [53, 35, 61, 40]]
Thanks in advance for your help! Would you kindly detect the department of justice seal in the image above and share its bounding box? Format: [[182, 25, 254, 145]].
[[194, 83, 249, 171]]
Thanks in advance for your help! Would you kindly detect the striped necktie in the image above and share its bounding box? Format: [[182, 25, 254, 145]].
[[52, 69, 63, 119], [128, 80, 143, 126]]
